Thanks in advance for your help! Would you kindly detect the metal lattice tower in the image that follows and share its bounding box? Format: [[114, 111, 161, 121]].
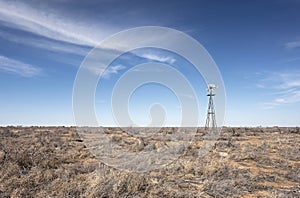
[[205, 84, 217, 132]]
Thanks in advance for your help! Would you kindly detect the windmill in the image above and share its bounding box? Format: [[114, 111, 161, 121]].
[[205, 84, 217, 132]]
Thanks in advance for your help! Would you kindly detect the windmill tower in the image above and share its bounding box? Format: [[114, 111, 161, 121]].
[[205, 84, 217, 132]]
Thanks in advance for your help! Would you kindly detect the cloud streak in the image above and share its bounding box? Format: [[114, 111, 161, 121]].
[[0, 55, 41, 77], [257, 71, 300, 108], [87, 64, 126, 79], [139, 53, 176, 64], [285, 40, 300, 49], [0, 0, 115, 47], [0, 30, 90, 56], [0, 0, 182, 71]]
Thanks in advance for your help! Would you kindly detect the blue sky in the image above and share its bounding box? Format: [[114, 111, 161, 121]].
[[0, 0, 300, 126]]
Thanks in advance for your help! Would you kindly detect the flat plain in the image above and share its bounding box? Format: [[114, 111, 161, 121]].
[[0, 126, 299, 197]]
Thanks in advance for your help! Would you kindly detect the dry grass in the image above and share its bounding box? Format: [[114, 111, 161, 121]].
[[0, 126, 299, 197]]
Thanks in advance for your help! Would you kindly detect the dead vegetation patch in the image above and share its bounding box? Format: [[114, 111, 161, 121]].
[[0, 126, 299, 197]]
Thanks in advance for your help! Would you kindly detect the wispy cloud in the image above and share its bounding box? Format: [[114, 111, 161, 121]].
[[0, 30, 90, 56], [0, 0, 124, 73], [0, 0, 115, 47], [0, 0, 182, 69], [263, 90, 300, 109], [0, 55, 41, 77], [257, 71, 300, 108], [285, 40, 300, 49], [83, 48, 177, 78], [102, 65, 126, 79], [87, 64, 126, 79], [139, 53, 176, 64]]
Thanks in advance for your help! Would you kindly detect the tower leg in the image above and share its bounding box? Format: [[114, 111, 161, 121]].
[[205, 94, 217, 133]]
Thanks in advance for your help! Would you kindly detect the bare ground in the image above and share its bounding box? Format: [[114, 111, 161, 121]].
[[0, 126, 299, 197]]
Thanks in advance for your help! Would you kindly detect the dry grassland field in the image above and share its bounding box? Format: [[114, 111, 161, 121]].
[[0, 126, 299, 197]]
